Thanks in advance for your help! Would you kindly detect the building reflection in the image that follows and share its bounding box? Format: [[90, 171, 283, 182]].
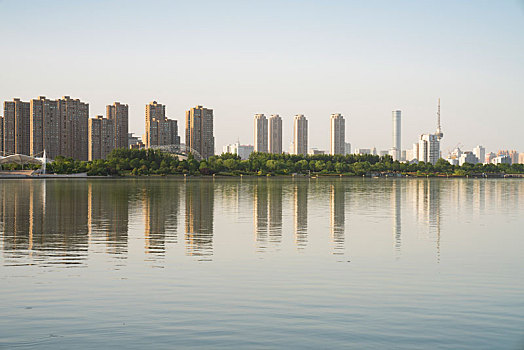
[[253, 180, 268, 251], [268, 181, 283, 245], [88, 181, 130, 255], [293, 180, 308, 249], [392, 180, 402, 255], [329, 181, 345, 255], [185, 180, 214, 260], [142, 180, 180, 257], [0, 180, 89, 265], [409, 179, 441, 261], [253, 179, 283, 252]]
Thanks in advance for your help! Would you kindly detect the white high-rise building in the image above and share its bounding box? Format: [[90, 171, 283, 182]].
[[330, 113, 345, 155], [293, 114, 308, 155], [418, 134, 440, 165], [473, 145, 485, 164], [392, 110, 401, 161], [254, 114, 268, 153], [268, 114, 282, 154]]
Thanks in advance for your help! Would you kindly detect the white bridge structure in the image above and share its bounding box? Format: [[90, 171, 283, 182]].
[[148, 144, 204, 161]]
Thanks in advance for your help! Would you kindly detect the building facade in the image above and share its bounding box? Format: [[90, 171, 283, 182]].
[[254, 114, 268, 153], [145, 101, 180, 149], [89, 115, 114, 160], [185, 105, 214, 159], [30, 96, 60, 158], [473, 145, 485, 165], [223, 142, 254, 160], [330, 113, 345, 155], [293, 114, 308, 155], [268, 114, 282, 154], [107, 102, 129, 149], [392, 110, 401, 161], [3, 98, 30, 155], [418, 133, 440, 165], [0, 116, 3, 155], [57, 96, 89, 161]]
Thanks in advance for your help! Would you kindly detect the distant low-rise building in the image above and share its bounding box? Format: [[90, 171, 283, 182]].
[[492, 155, 511, 165], [473, 145, 485, 164], [458, 151, 478, 166], [223, 142, 254, 160], [519, 153, 524, 165], [355, 148, 371, 155], [308, 148, 325, 155]]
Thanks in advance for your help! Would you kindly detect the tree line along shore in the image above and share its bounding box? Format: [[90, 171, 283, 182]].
[[3, 149, 523, 177]]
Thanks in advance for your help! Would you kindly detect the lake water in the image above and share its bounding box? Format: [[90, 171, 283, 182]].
[[0, 178, 523, 349]]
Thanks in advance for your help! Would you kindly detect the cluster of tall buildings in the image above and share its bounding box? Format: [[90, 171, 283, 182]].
[[250, 113, 349, 157], [1, 96, 217, 161], [0, 96, 128, 161], [144, 101, 179, 149]]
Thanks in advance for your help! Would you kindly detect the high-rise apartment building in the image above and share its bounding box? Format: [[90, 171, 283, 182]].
[[268, 114, 282, 154], [0, 116, 3, 155], [330, 113, 345, 155], [30, 96, 60, 158], [145, 101, 180, 149], [418, 133, 440, 165], [185, 105, 214, 159], [473, 145, 485, 164], [107, 102, 129, 149], [145, 101, 165, 148], [89, 115, 114, 160], [392, 110, 401, 161], [3, 98, 30, 155], [57, 96, 89, 161], [293, 114, 308, 155], [519, 153, 524, 165], [254, 114, 268, 153]]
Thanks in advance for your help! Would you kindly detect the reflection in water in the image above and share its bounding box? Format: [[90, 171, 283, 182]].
[[185, 180, 214, 260], [294, 180, 308, 249], [410, 179, 441, 262], [253, 181, 268, 251], [1, 178, 523, 267], [253, 180, 283, 251], [88, 181, 130, 255], [392, 180, 402, 255], [1, 180, 89, 266], [143, 181, 179, 257], [329, 181, 345, 255]]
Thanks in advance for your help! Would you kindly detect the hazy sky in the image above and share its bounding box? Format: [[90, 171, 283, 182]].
[[1, 0, 523, 154]]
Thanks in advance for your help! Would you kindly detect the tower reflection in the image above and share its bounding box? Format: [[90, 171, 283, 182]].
[[253, 179, 283, 252], [185, 180, 214, 260], [392, 179, 402, 255], [88, 181, 131, 255], [293, 180, 308, 249], [142, 180, 180, 257], [329, 181, 345, 255], [0, 180, 89, 266]]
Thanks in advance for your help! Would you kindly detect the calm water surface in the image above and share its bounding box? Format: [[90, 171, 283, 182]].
[[0, 178, 523, 349]]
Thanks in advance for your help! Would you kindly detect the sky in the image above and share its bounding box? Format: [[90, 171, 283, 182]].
[[1, 0, 523, 154]]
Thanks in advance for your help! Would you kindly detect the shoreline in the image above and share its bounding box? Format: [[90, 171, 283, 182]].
[[0, 173, 522, 179]]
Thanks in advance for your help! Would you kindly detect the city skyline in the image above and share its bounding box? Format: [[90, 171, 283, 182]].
[[0, 1, 522, 153]]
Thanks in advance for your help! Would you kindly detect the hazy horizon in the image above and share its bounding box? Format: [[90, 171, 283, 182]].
[[1, 0, 523, 154]]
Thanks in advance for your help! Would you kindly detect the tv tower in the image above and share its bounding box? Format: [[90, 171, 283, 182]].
[[435, 98, 443, 140]]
